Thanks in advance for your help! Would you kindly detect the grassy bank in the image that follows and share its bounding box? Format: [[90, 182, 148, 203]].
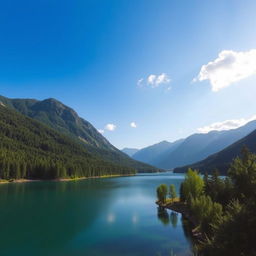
[[0, 173, 136, 185]]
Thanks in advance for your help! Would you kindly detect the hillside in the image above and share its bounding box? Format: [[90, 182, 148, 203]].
[[174, 129, 256, 174], [0, 95, 157, 172], [0, 105, 135, 180]]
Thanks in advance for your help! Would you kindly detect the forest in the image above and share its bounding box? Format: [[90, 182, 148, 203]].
[[0, 105, 135, 180], [0, 95, 156, 173], [157, 147, 256, 256]]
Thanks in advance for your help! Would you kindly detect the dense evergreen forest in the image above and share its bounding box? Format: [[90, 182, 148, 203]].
[[0, 105, 135, 180], [0, 95, 157, 173]]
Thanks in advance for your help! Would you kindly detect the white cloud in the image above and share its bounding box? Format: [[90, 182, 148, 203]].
[[137, 78, 144, 87], [98, 129, 105, 134], [130, 122, 137, 128], [147, 73, 171, 88], [138, 73, 171, 88], [155, 73, 171, 85], [147, 74, 157, 86], [105, 123, 116, 131], [194, 49, 256, 92], [197, 115, 256, 133]]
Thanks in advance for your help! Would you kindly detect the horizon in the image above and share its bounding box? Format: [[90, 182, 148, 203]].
[[1, 0, 256, 149]]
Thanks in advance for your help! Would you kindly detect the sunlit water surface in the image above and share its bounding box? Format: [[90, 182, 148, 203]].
[[0, 173, 193, 256]]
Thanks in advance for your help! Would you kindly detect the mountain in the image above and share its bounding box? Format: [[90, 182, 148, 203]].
[[122, 148, 139, 157], [155, 120, 256, 169], [0, 95, 157, 173], [0, 104, 135, 180], [174, 128, 256, 175], [0, 96, 114, 150], [132, 140, 184, 167]]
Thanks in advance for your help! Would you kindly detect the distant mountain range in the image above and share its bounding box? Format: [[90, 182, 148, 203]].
[[127, 120, 256, 170], [122, 148, 139, 157], [174, 128, 256, 175], [0, 95, 158, 174], [131, 140, 184, 166]]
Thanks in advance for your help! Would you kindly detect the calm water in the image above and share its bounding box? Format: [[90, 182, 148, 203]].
[[0, 173, 193, 256]]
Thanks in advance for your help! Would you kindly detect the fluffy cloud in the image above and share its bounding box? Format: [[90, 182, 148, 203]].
[[198, 115, 256, 133], [130, 122, 137, 128], [105, 123, 116, 131], [97, 129, 105, 134], [147, 74, 156, 85], [147, 73, 171, 88], [194, 49, 256, 92], [138, 73, 171, 88], [155, 73, 171, 86]]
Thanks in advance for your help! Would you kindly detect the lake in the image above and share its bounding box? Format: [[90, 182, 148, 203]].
[[0, 173, 194, 256]]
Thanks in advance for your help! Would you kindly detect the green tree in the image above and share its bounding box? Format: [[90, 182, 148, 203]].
[[182, 168, 204, 202], [179, 183, 185, 202], [203, 172, 209, 194], [169, 184, 177, 202], [190, 195, 223, 235], [204, 170, 233, 206], [201, 199, 252, 256], [228, 147, 256, 200], [157, 184, 168, 203]]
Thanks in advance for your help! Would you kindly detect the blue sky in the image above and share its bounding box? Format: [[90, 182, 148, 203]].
[[1, 0, 256, 149]]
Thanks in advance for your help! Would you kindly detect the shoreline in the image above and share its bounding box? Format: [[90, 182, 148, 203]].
[[0, 173, 136, 185]]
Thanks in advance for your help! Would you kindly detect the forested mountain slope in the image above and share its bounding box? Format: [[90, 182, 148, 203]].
[[0, 95, 156, 172], [0, 105, 135, 180]]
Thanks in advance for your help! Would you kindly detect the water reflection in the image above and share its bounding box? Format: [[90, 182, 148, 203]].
[[157, 207, 170, 226], [157, 207, 178, 228], [170, 212, 178, 228]]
